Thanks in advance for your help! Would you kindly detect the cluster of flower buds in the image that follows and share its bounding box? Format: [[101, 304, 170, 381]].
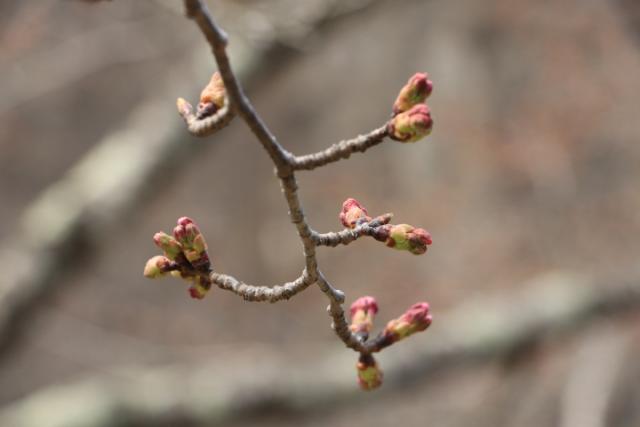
[[373, 223, 433, 255], [176, 71, 227, 120], [388, 72, 434, 143], [144, 217, 213, 299], [380, 302, 432, 347], [339, 198, 432, 255], [349, 296, 432, 389], [357, 354, 383, 391]]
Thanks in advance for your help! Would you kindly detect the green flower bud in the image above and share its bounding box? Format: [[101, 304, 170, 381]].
[[392, 72, 433, 115], [382, 302, 432, 343], [382, 224, 432, 255], [153, 232, 182, 260], [143, 255, 172, 279], [356, 354, 383, 391], [388, 104, 433, 143]]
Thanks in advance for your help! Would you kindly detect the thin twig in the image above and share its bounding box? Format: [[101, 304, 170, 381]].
[[178, 98, 235, 136], [210, 271, 314, 302], [311, 214, 393, 247], [292, 125, 389, 171]]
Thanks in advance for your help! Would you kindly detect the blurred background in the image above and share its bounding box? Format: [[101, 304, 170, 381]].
[[1, 0, 639, 426]]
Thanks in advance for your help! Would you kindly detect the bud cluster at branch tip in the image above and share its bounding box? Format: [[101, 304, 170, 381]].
[[350, 296, 379, 336], [382, 302, 432, 344], [340, 198, 372, 229], [144, 217, 213, 300], [388, 72, 434, 143], [373, 223, 432, 255], [356, 353, 383, 391]]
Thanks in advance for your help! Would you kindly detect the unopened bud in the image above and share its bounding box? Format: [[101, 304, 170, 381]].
[[173, 217, 209, 267], [350, 296, 379, 335], [393, 72, 433, 115], [340, 198, 372, 229], [383, 302, 432, 343], [197, 72, 226, 119], [143, 255, 172, 279], [382, 224, 432, 255], [356, 354, 383, 391], [153, 232, 182, 260], [388, 104, 433, 143], [188, 275, 211, 300]]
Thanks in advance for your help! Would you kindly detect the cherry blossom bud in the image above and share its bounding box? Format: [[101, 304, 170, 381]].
[[388, 104, 433, 143], [350, 296, 379, 335], [153, 232, 182, 260], [143, 255, 172, 279], [356, 354, 383, 391], [393, 72, 433, 115], [173, 217, 209, 267], [339, 198, 372, 229], [382, 302, 432, 343], [197, 72, 226, 118], [187, 276, 211, 300], [380, 224, 432, 255]]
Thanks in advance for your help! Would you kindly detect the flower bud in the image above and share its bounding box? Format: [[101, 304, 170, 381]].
[[350, 296, 379, 335], [153, 232, 182, 260], [173, 217, 209, 267], [197, 72, 226, 119], [356, 354, 383, 391], [143, 255, 172, 279], [393, 72, 433, 115], [383, 224, 432, 255], [388, 104, 433, 143], [188, 276, 211, 300], [383, 302, 432, 343], [339, 198, 372, 229]]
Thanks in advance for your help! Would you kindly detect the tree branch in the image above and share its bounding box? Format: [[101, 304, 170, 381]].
[[292, 125, 389, 171], [210, 271, 314, 302], [170, 1, 435, 387]]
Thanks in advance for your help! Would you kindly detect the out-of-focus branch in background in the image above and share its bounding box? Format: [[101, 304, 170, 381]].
[[1, 272, 638, 427]]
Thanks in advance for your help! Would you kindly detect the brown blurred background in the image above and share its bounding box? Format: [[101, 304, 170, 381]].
[[1, 0, 640, 426]]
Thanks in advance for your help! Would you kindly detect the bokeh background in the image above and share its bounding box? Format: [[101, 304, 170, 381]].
[[1, 0, 640, 426]]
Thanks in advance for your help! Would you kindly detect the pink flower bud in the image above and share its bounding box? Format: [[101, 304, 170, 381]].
[[339, 198, 372, 229], [173, 217, 209, 267], [356, 354, 383, 391], [388, 104, 433, 143], [350, 296, 379, 335], [380, 224, 432, 255], [187, 276, 211, 300], [393, 72, 433, 115], [153, 232, 183, 260], [407, 227, 432, 255], [143, 255, 172, 279], [383, 302, 432, 343], [197, 72, 226, 119]]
